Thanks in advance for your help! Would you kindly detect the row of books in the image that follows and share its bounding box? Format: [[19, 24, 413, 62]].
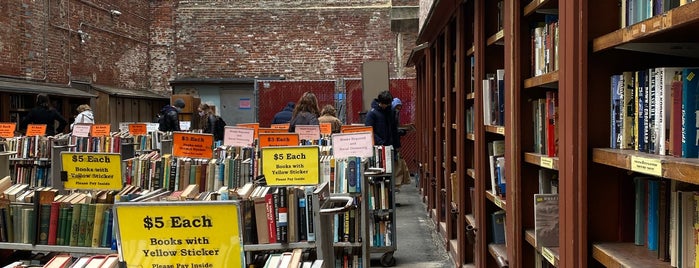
[[488, 140, 506, 196], [2, 253, 120, 268], [531, 92, 559, 157], [5, 135, 57, 159], [260, 248, 323, 268], [332, 196, 361, 244], [621, 0, 689, 27], [632, 177, 699, 267], [483, 69, 506, 127], [10, 160, 50, 187], [530, 15, 559, 77], [609, 68, 699, 157]]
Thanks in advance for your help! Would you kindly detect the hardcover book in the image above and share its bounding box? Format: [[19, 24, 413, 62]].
[[534, 194, 559, 250]]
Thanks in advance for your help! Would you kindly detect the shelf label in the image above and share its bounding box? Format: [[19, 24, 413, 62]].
[[320, 123, 332, 135], [270, 123, 289, 129], [237, 123, 259, 139], [494, 196, 504, 208], [223, 126, 255, 147], [90, 124, 111, 137], [26, 124, 46, 136], [540, 157, 554, 169], [630, 155, 662, 177], [261, 146, 319, 186], [542, 247, 555, 265], [173, 132, 214, 159], [295, 125, 321, 140], [72, 124, 91, 137], [332, 132, 374, 159], [115, 201, 243, 267], [61, 152, 123, 190], [0, 123, 16, 138], [496, 127, 505, 135], [129, 123, 148, 136], [259, 133, 300, 148]]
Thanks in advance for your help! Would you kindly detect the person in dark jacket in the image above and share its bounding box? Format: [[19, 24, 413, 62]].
[[158, 98, 185, 132], [273, 102, 295, 124], [19, 94, 68, 136], [365, 90, 400, 150], [289, 92, 320, 132]]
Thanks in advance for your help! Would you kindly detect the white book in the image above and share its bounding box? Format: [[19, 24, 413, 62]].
[[483, 79, 492, 125]]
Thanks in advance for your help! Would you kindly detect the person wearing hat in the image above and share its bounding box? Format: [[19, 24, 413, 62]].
[[392, 97, 407, 136], [158, 98, 185, 132]]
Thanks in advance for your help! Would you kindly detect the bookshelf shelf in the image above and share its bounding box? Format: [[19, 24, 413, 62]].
[[466, 168, 475, 179], [467, 45, 475, 56], [332, 242, 363, 248], [484, 125, 505, 135], [487, 243, 508, 264], [451, 201, 459, 213], [449, 239, 460, 263], [485, 190, 506, 209], [466, 133, 475, 141], [523, 71, 559, 89], [525, 229, 535, 247], [592, 1, 699, 52], [0, 243, 116, 255], [487, 30, 504, 46], [542, 246, 560, 267], [592, 243, 672, 268], [452, 123, 458, 130], [466, 92, 475, 100], [592, 148, 699, 184], [523, 0, 556, 16], [465, 214, 475, 226], [453, 156, 458, 163], [524, 152, 559, 170]]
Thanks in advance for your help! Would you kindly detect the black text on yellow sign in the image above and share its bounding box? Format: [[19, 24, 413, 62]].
[[261, 146, 319, 186], [115, 201, 244, 267], [61, 152, 122, 190]]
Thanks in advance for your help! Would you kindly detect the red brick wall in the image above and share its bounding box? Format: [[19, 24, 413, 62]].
[[0, 1, 150, 87]]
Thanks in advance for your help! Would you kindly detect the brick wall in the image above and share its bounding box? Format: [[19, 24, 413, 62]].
[[0, 0, 150, 87]]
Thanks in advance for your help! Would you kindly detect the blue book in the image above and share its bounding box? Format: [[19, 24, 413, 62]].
[[681, 68, 699, 157], [491, 210, 506, 244], [611, 74, 622, 149], [647, 179, 659, 251]]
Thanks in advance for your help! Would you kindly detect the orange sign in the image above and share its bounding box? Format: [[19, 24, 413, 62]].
[[90, 124, 111, 137], [128, 123, 147, 136], [320, 123, 332, 135], [259, 128, 288, 134], [0, 123, 16, 138], [26, 124, 47, 136], [341, 125, 373, 134], [271, 123, 290, 129], [237, 123, 259, 139], [259, 133, 300, 148], [172, 132, 214, 159]]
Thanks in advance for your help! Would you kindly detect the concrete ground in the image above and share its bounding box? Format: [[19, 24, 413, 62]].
[[368, 178, 454, 267]]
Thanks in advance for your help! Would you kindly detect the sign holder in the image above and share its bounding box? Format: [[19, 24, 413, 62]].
[[114, 201, 245, 267]]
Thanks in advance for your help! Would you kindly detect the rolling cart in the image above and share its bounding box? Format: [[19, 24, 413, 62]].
[[365, 170, 397, 267]]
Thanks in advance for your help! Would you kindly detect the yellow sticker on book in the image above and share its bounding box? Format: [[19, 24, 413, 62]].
[[114, 201, 243, 267], [542, 247, 555, 265], [540, 157, 554, 169], [630, 155, 662, 177], [261, 146, 319, 186], [61, 152, 123, 190]]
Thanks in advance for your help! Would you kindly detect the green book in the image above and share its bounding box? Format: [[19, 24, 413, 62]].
[[77, 203, 90, 247], [21, 207, 34, 244], [56, 206, 70, 245], [68, 203, 82, 246], [37, 204, 51, 245], [82, 204, 96, 247], [100, 209, 112, 247]]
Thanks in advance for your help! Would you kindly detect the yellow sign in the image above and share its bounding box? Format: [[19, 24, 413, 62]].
[[630, 155, 662, 177], [114, 201, 244, 267], [259, 133, 299, 148], [540, 157, 554, 169], [90, 124, 111, 137], [262, 146, 319, 186], [173, 132, 214, 159], [0, 123, 16, 138], [61, 152, 123, 190], [26, 124, 47, 136]]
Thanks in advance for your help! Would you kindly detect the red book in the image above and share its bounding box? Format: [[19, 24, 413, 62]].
[[265, 192, 277, 243], [47, 201, 61, 245]]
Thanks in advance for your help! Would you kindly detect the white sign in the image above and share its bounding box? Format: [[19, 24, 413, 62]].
[[223, 126, 255, 147], [119, 122, 135, 132], [71, 124, 92, 138], [331, 132, 374, 159], [295, 125, 321, 141], [145, 123, 160, 132], [179, 121, 191, 131]]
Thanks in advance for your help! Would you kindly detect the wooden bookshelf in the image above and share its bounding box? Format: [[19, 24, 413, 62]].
[[523, 0, 556, 16], [466, 45, 475, 56], [466, 92, 475, 100], [465, 214, 475, 226], [487, 30, 504, 46], [592, 148, 699, 185], [466, 133, 475, 141], [524, 152, 559, 170], [466, 168, 475, 179], [592, 243, 673, 268], [484, 125, 505, 135], [488, 243, 508, 264], [485, 190, 506, 210], [524, 229, 535, 247], [523, 71, 559, 89]]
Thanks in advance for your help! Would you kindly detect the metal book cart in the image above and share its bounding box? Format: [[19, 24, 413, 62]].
[[364, 169, 397, 267]]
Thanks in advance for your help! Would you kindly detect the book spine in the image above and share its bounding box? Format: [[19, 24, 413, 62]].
[[38, 203, 52, 245], [265, 192, 277, 244], [681, 68, 699, 157], [69, 203, 82, 246]]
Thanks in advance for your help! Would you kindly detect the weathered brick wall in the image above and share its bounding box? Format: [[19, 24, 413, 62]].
[[149, 0, 414, 93], [0, 1, 150, 87]]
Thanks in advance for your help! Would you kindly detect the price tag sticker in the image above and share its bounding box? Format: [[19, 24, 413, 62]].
[[129, 123, 148, 136], [494, 195, 503, 208], [496, 127, 505, 135], [259, 133, 299, 148], [26, 124, 46, 136], [630, 155, 662, 177], [261, 146, 319, 186], [0, 123, 16, 138], [173, 132, 214, 159], [295, 125, 321, 141], [71, 124, 91, 137], [542, 247, 555, 265], [61, 152, 122, 190], [114, 201, 244, 267], [332, 132, 374, 159], [237, 123, 259, 139], [223, 126, 255, 147], [540, 157, 554, 169], [90, 124, 111, 137]]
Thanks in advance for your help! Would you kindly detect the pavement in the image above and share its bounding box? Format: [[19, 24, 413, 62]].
[[368, 178, 454, 267]]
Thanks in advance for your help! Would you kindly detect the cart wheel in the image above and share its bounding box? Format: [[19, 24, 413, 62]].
[[380, 252, 396, 267]]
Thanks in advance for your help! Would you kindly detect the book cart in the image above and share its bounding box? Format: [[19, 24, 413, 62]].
[[364, 168, 396, 267]]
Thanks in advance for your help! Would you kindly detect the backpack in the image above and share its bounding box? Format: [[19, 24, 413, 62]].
[[213, 115, 226, 140]]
